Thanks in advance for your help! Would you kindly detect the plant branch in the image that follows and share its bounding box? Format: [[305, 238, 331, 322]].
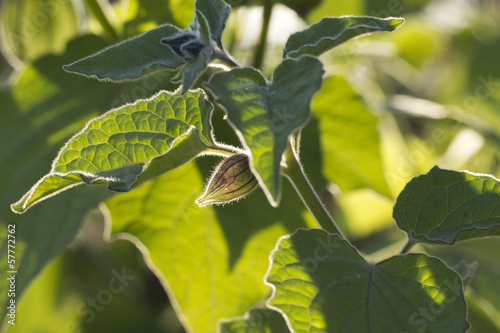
[[206, 143, 245, 157], [84, 0, 119, 42], [282, 142, 344, 237], [252, 0, 273, 70]]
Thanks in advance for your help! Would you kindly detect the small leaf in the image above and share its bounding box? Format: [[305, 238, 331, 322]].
[[266, 229, 469, 333], [219, 308, 290, 333], [181, 10, 214, 93], [194, 0, 231, 42], [205, 56, 324, 206], [161, 32, 202, 61], [196, 154, 258, 206], [394, 166, 500, 244], [63, 24, 184, 81], [283, 16, 404, 59], [11, 89, 214, 213]]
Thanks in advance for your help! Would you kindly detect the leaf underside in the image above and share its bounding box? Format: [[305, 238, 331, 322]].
[[63, 24, 184, 81], [11, 89, 214, 213]]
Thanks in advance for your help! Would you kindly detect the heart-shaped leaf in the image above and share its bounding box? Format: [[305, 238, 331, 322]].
[[266, 229, 469, 333], [205, 56, 324, 206], [283, 16, 404, 59], [63, 24, 184, 81], [11, 89, 215, 213], [394, 166, 500, 244]]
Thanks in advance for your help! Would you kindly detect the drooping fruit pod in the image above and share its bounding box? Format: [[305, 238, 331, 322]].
[[196, 154, 258, 206]]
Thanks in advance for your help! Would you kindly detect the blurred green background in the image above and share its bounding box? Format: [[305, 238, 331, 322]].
[[0, 0, 499, 332]]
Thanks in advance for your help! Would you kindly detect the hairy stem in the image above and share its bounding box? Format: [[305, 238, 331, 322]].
[[400, 237, 418, 254], [282, 143, 344, 237], [214, 50, 240, 69], [84, 0, 119, 42], [252, 0, 273, 70]]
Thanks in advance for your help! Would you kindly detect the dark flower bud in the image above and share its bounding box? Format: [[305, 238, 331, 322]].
[[196, 154, 258, 207], [161, 33, 205, 62]]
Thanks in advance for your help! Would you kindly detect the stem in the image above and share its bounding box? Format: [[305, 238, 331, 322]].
[[400, 237, 418, 254], [214, 50, 240, 69], [84, 0, 119, 42], [282, 143, 344, 237], [206, 143, 245, 157], [252, 0, 273, 70]]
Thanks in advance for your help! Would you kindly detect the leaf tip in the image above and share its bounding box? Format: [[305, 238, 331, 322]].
[[389, 17, 405, 30], [10, 202, 25, 214]]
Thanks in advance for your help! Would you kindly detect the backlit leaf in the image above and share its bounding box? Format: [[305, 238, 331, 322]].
[[106, 157, 315, 333], [12, 89, 214, 213], [205, 56, 323, 206], [283, 16, 404, 59], [311, 76, 391, 196], [0, 0, 80, 66], [63, 24, 184, 81], [394, 166, 500, 244], [266, 229, 469, 333]]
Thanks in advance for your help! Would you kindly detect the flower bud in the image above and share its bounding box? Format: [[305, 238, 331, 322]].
[[161, 33, 205, 62], [196, 154, 258, 207]]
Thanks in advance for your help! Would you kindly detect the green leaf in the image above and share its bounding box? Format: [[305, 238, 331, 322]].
[[0, 0, 80, 66], [311, 76, 391, 196], [266, 229, 469, 333], [423, 239, 500, 332], [63, 24, 184, 81], [394, 166, 500, 244], [0, 35, 130, 323], [6, 238, 169, 333], [11, 89, 214, 213], [283, 16, 404, 59], [194, 0, 231, 42], [106, 157, 315, 333], [220, 308, 290, 333], [181, 10, 214, 93], [205, 56, 324, 206]]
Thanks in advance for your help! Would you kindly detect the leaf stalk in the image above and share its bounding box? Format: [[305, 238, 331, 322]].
[[282, 142, 344, 237], [252, 0, 273, 69]]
